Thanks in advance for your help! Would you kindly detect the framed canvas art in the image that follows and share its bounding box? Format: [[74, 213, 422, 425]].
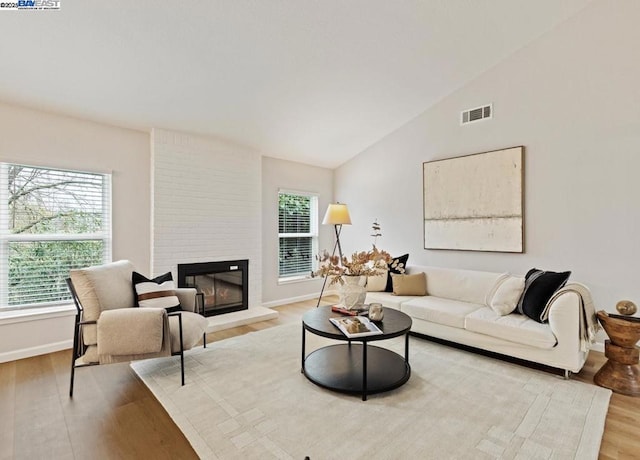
[[423, 146, 524, 252]]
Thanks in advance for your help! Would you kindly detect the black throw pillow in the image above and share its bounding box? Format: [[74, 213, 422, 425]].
[[132, 271, 182, 313], [516, 268, 571, 323], [385, 254, 409, 292]]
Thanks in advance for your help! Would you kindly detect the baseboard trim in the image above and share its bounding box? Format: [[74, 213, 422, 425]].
[[262, 290, 337, 309], [206, 306, 278, 333], [0, 339, 72, 364], [591, 341, 604, 353]]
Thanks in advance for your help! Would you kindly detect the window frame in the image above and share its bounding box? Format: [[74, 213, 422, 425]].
[[0, 162, 112, 311], [277, 189, 319, 283]]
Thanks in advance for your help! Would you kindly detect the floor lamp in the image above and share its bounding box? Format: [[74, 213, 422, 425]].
[[316, 203, 352, 308]]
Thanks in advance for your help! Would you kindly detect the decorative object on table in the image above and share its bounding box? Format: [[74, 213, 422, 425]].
[[368, 302, 384, 321], [339, 275, 367, 309], [616, 299, 637, 316], [313, 215, 393, 309], [365, 220, 390, 292], [594, 310, 640, 396], [423, 146, 524, 252], [314, 245, 391, 309], [370, 219, 382, 244], [314, 202, 352, 308], [331, 305, 366, 316]]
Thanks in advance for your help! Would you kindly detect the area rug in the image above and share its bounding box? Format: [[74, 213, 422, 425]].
[[131, 323, 610, 460]]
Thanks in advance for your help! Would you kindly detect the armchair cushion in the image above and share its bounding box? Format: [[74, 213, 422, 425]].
[[69, 260, 136, 345], [132, 271, 181, 312]]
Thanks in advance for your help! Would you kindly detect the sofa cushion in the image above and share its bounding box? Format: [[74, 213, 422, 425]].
[[465, 307, 557, 349], [392, 272, 427, 296], [401, 297, 484, 329], [366, 273, 387, 292], [488, 276, 525, 316], [411, 266, 502, 305], [132, 271, 181, 312], [517, 269, 571, 323], [385, 254, 409, 292], [365, 292, 413, 311]]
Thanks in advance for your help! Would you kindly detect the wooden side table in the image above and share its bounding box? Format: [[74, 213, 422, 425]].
[[594, 310, 640, 396]]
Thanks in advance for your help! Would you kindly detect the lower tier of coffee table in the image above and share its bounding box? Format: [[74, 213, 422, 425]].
[[303, 343, 410, 400]]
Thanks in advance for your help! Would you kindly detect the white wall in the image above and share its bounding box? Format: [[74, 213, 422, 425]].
[[151, 128, 263, 309], [0, 103, 151, 268], [0, 102, 150, 362], [335, 0, 640, 312], [261, 156, 334, 305]]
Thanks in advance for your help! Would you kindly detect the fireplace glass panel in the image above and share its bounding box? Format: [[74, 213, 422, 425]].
[[178, 260, 248, 317], [185, 272, 243, 312]]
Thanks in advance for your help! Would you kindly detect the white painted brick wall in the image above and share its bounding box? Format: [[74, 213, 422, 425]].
[[151, 128, 262, 308]]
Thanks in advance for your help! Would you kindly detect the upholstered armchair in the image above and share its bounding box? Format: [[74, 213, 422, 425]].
[[66, 260, 208, 397]]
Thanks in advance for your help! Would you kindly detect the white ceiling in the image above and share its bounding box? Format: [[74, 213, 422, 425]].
[[0, 1, 592, 168]]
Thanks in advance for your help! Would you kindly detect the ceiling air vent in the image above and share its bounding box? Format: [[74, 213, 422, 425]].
[[461, 104, 492, 125]]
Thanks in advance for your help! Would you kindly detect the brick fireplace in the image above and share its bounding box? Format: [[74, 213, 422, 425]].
[[151, 128, 262, 312]]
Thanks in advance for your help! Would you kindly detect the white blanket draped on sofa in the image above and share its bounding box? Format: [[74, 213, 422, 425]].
[[543, 282, 599, 352]]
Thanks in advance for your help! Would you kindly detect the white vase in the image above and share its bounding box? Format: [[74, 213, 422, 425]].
[[339, 275, 367, 310]]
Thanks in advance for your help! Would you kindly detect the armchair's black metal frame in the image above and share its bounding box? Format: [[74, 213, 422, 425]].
[[66, 278, 207, 398]]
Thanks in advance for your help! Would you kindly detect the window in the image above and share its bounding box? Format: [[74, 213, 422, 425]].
[[0, 163, 111, 310], [278, 191, 318, 280]]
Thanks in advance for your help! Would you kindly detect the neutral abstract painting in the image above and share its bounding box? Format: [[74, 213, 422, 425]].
[[423, 146, 524, 252]]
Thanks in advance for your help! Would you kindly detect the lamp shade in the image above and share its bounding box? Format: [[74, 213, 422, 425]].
[[322, 203, 352, 225]]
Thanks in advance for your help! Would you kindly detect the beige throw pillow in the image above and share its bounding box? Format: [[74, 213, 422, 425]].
[[392, 272, 427, 296], [489, 276, 525, 316], [366, 272, 388, 292]]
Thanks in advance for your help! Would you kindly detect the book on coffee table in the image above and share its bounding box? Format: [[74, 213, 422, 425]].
[[329, 316, 383, 338]]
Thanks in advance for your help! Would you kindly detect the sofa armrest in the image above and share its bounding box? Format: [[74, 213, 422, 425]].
[[547, 291, 581, 346], [175, 287, 197, 312]]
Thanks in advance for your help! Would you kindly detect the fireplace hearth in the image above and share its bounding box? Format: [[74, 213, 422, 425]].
[[177, 260, 248, 317]]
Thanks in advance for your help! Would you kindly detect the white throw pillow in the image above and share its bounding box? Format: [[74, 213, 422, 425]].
[[485, 273, 509, 306], [366, 272, 388, 292], [489, 276, 525, 316]]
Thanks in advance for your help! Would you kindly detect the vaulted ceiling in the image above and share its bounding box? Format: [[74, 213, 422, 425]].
[[0, 1, 593, 168]]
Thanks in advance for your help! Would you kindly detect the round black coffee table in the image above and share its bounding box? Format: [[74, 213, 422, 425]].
[[301, 306, 412, 401]]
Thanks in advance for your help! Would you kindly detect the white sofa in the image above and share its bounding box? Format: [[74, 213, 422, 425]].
[[365, 265, 591, 376]]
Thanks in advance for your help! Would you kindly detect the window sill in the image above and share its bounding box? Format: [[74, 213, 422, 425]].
[[278, 275, 319, 286], [0, 303, 76, 326]]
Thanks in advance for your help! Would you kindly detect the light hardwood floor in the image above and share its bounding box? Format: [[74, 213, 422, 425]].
[[1, 298, 638, 459]]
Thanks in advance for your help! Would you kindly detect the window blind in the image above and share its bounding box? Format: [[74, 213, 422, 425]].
[[278, 192, 317, 279]]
